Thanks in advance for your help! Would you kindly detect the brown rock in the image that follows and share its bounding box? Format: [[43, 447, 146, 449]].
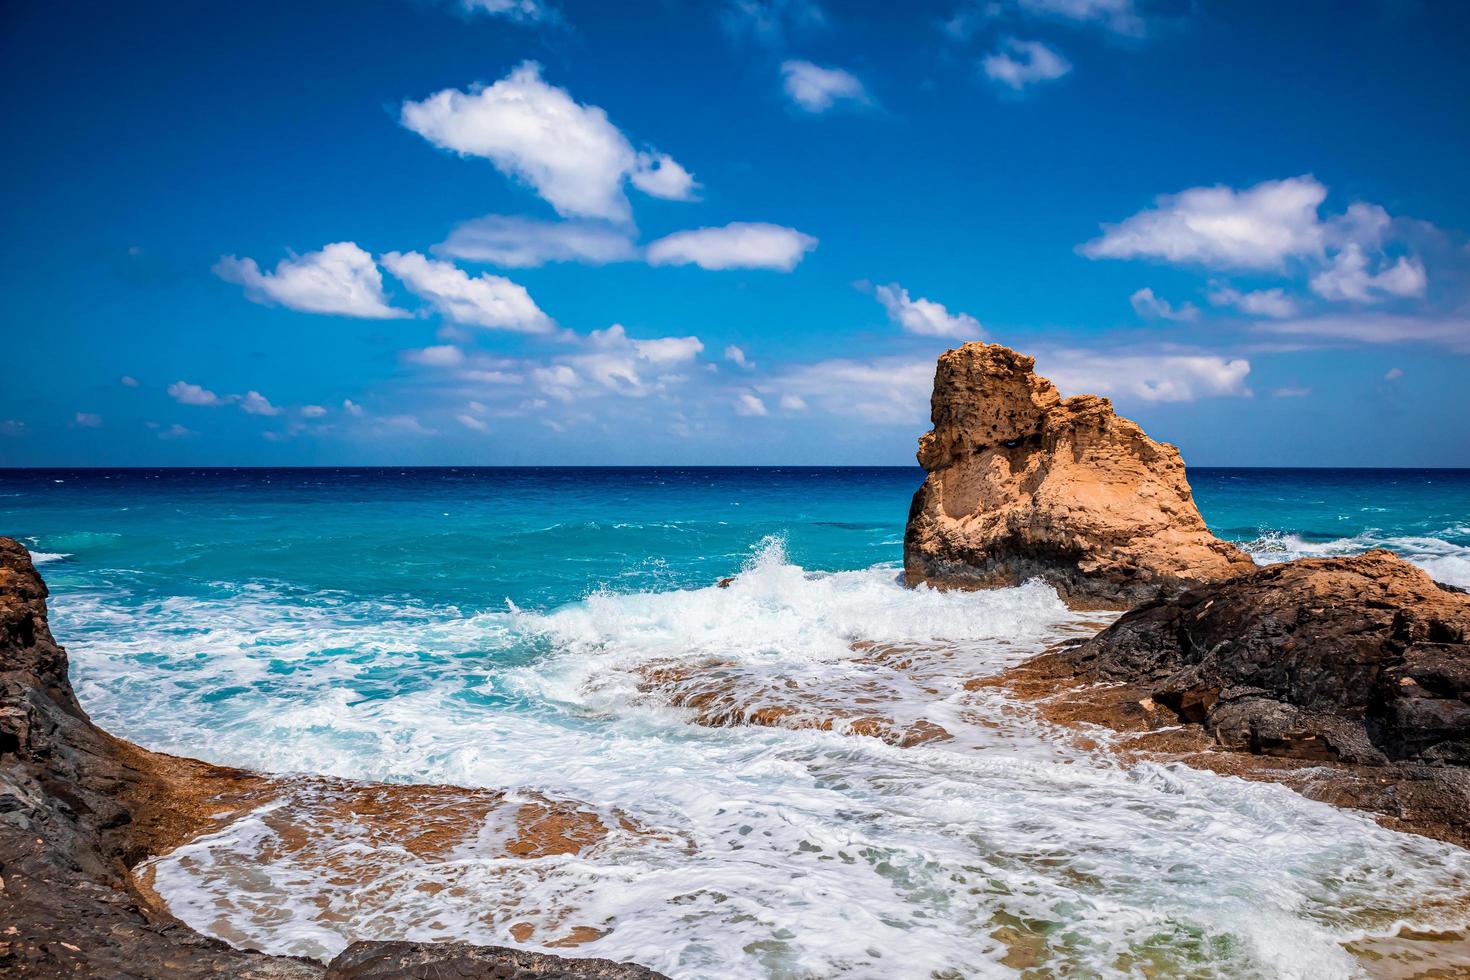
[[903, 342, 1253, 608]]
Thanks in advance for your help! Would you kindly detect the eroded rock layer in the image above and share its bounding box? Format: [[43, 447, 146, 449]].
[[903, 343, 1253, 608]]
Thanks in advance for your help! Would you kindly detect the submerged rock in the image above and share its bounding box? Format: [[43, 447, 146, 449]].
[[903, 342, 1253, 609], [1064, 549, 1470, 767], [0, 536, 668, 979]]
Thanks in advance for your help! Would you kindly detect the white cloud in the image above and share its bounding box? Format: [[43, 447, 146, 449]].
[[436, 215, 638, 268], [1207, 284, 1299, 318], [1083, 177, 1329, 270], [158, 423, 196, 440], [119, 375, 139, 388], [1129, 287, 1199, 322], [238, 391, 281, 416], [382, 251, 555, 333], [403, 344, 467, 367], [168, 381, 221, 406], [532, 364, 579, 402], [1254, 314, 1470, 352], [875, 283, 984, 338], [647, 222, 818, 271], [630, 152, 700, 201], [459, 0, 553, 22], [1272, 387, 1311, 398], [983, 39, 1071, 90], [1040, 350, 1253, 402], [214, 242, 406, 319], [375, 414, 437, 436], [734, 391, 768, 416], [1309, 245, 1427, 303], [342, 399, 365, 417], [301, 405, 328, 418], [400, 61, 694, 222], [1385, 367, 1404, 381], [779, 393, 807, 411], [725, 344, 752, 368], [457, 413, 490, 431], [74, 412, 102, 428], [780, 60, 868, 112]]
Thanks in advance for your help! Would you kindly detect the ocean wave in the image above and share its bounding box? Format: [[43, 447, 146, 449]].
[[30, 551, 72, 564], [1238, 530, 1470, 587], [53, 537, 1470, 976]]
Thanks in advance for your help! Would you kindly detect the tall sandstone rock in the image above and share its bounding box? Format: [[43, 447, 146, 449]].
[[903, 343, 1254, 609]]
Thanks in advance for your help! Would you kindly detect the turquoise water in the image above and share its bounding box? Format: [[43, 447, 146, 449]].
[[4, 467, 1470, 977]]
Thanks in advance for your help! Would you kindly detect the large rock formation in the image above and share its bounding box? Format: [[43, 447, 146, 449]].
[[0, 536, 665, 979], [1063, 549, 1470, 766], [904, 343, 1254, 608]]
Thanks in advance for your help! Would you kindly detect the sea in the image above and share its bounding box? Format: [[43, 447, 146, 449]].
[[4, 466, 1470, 978]]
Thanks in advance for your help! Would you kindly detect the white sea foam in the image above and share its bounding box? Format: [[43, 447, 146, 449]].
[[1240, 530, 1470, 587], [55, 538, 1470, 977], [29, 551, 71, 564]]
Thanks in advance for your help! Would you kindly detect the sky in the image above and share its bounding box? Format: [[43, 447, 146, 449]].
[[3, 0, 1469, 467]]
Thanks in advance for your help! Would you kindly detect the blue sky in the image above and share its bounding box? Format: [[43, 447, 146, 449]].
[[3, 0, 1468, 466]]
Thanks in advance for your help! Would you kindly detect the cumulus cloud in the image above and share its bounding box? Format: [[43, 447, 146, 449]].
[[238, 391, 281, 416], [214, 242, 406, 319], [1082, 177, 1329, 270], [301, 405, 328, 418], [1207, 284, 1299, 318], [119, 375, 139, 388], [983, 39, 1071, 90], [400, 61, 694, 222], [457, 413, 490, 431], [734, 391, 768, 416], [630, 152, 700, 201], [403, 345, 467, 367], [1016, 0, 1143, 35], [382, 251, 555, 333], [1385, 367, 1404, 381], [875, 283, 984, 338], [1129, 287, 1198, 322], [725, 345, 753, 368], [1040, 349, 1253, 402], [647, 222, 818, 271], [342, 399, 365, 417], [1309, 245, 1427, 303], [1273, 387, 1311, 398], [781, 60, 868, 112], [157, 423, 196, 440], [74, 412, 102, 428], [167, 381, 221, 406], [779, 393, 807, 411], [436, 215, 639, 268]]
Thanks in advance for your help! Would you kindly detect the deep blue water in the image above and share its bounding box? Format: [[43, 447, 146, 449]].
[[6, 467, 1468, 610]]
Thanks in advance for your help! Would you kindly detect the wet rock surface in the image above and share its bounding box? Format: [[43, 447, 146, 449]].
[[903, 342, 1254, 609], [0, 536, 669, 979], [1004, 548, 1470, 846]]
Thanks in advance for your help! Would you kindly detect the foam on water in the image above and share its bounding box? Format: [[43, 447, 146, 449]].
[[1240, 529, 1470, 587], [54, 539, 1470, 978]]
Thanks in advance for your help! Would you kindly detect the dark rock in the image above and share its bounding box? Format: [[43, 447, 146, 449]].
[[0, 537, 669, 979], [325, 941, 666, 979], [1064, 549, 1470, 767]]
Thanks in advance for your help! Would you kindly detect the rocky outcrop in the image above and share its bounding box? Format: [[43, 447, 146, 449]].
[[904, 343, 1253, 609], [1061, 549, 1470, 766], [0, 536, 666, 979]]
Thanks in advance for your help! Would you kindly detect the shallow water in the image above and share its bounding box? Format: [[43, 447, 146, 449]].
[[3, 467, 1470, 977]]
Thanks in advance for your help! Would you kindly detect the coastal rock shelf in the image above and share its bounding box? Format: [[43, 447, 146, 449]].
[[903, 342, 1254, 609], [0, 536, 666, 980]]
